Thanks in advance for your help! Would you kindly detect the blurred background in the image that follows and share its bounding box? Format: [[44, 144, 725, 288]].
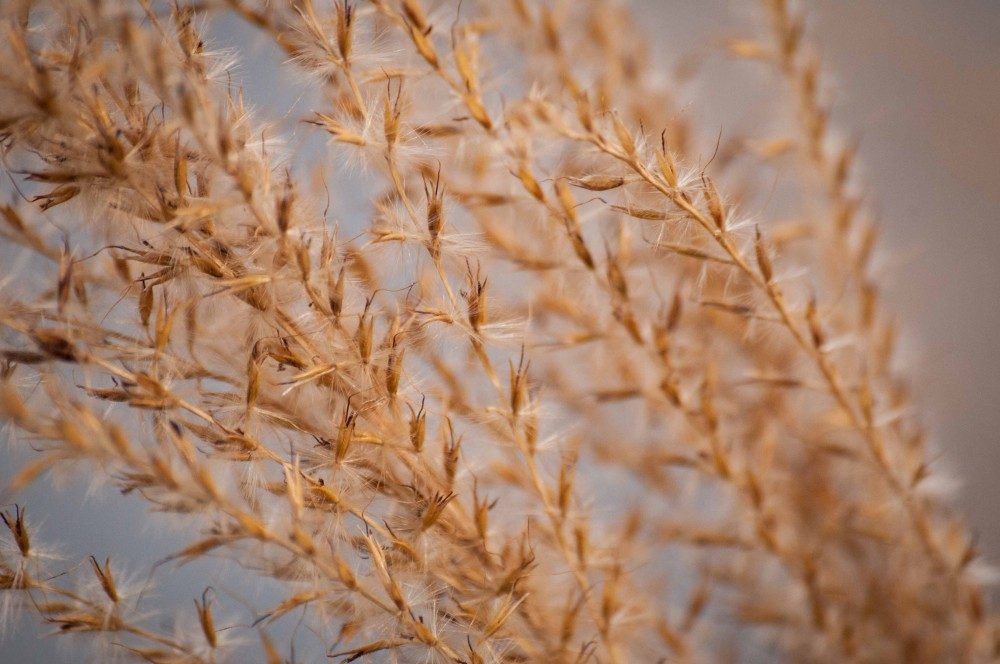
[[630, 0, 1000, 562], [803, 0, 1000, 562], [3, 1, 998, 660]]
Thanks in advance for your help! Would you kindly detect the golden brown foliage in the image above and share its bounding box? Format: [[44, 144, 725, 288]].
[[0, 0, 994, 662]]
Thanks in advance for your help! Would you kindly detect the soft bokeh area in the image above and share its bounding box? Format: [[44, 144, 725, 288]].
[[630, 0, 1000, 564], [802, 0, 1000, 562]]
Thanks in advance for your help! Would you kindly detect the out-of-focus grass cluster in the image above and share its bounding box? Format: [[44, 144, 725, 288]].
[[0, 0, 995, 661]]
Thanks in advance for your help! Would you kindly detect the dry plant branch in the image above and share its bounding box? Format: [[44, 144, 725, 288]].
[[0, 1, 995, 662]]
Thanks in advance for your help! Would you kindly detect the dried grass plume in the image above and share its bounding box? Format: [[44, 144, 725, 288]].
[[0, 0, 995, 662]]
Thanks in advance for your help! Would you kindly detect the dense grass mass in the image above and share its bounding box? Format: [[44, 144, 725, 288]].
[[0, 1, 995, 662]]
